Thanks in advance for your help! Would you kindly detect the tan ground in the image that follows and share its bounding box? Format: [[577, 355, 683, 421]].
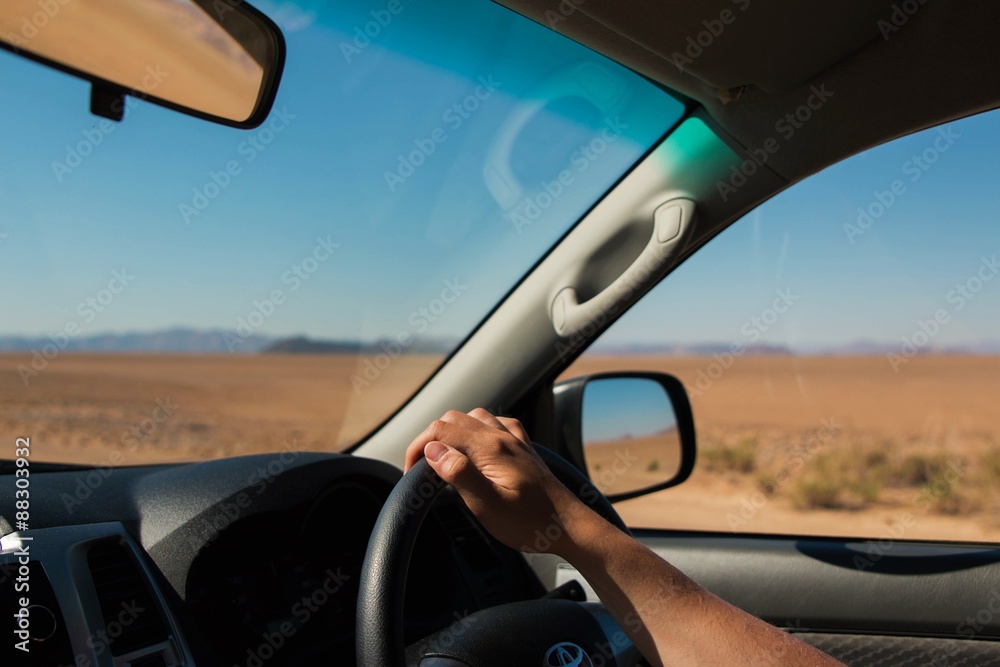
[[564, 355, 1000, 543], [585, 431, 682, 496], [0, 353, 443, 464], [2, 352, 998, 543]]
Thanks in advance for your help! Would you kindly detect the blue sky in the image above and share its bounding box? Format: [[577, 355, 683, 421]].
[[2, 0, 998, 353], [583, 378, 678, 442], [599, 111, 1000, 351], [0, 0, 680, 344]]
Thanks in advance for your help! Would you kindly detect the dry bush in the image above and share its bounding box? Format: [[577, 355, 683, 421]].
[[700, 437, 757, 474], [789, 447, 883, 511], [981, 446, 1000, 481]]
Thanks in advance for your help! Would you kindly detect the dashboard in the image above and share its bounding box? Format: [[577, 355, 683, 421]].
[[0, 452, 545, 666]]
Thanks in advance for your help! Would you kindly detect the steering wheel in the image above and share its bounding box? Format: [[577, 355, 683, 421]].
[[356, 443, 640, 667]]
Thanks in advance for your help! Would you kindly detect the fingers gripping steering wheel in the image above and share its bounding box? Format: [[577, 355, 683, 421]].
[[356, 443, 636, 667]]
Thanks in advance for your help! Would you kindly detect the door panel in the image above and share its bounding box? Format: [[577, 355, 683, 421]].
[[637, 533, 1000, 640], [530, 534, 1000, 665]]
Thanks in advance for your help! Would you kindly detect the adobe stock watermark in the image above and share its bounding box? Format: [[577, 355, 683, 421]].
[[850, 513, 917, 571], [339, 0, 414, 63], [864, 461, 966, 568], [957, 588, 1000, 639], [853, 458, 964, 572], [508, 117, 629, 234], [239, 567, 350, 667], [584, 449, 639, 498], [543, 0, 586, 29], [384, 76, 502, 192], [554, 241, 693, 363], [179, 106, 297, 224], [877, 0, 929, 41], [844, 125, 959, 244], [922, 588, 1000, 666], [419, 610, 481, 655], [403, 467, 449, 517], [523, 510, 573, 553], [186, 443, 302, 549], [17, 268, 136, 386], [725, 418, 842, 530], [887, 254, 998, 372], [350, 278, 467, 393], [4, 0, 72, 51], [51, 65, 171, 182], [207, 0, 317, 31], [688, 288, 801, 396], [525, 453, 640, 553], [588, 612, 646, 667], [668, 0, 751, 73], [716, 84, 834, 202], [61, 397, 179, 514], [225, 236, 340, 351], [253, 0, 319, 32], [82, 599, 148, 662]]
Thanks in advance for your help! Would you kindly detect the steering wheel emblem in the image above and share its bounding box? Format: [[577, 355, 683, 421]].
[[544, 642, 594, 667]]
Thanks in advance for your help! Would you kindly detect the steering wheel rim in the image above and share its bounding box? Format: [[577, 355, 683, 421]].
[[356, 443, 629, 667]]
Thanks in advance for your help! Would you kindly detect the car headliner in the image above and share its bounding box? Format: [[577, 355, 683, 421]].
[[495, 0, 1000, 184]]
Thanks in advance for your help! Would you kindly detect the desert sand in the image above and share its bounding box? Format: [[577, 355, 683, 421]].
[[0, 352, 443, 463], [2, 352, 998, 542], [563, 355, 1000, 542]]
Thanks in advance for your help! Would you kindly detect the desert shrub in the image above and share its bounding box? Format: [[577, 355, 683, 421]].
[[646, 459, 660, 473], [791, 447, 884, 510], [755, 471, 781, 497], [752, 433, 990, 517], [922, 472, 977, 515], [981, 447, 1000, 482], [851, 477, 883, 505], [701, 437, 757, 474], [864, 447, 890, 468], [891, 452, 953, 487], [793, 474, 842, 510]]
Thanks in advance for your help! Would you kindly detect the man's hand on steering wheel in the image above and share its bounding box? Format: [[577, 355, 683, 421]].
[[403, 408, 596, 555], [392, 408, 847, 667]]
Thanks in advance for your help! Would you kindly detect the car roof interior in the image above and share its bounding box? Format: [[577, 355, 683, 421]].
[[496, 0, 1000, 182]]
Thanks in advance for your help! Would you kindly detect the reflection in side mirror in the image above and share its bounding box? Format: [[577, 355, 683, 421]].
[[554, 372, 696, 502], [582, 378, 681, 497], [0, 0, 284, 127]]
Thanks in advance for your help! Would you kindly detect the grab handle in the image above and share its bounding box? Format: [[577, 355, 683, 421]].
[[551, 198, 696, 337]]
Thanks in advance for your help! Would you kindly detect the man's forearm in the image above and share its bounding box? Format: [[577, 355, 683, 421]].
[[555, 503, 844, 667]]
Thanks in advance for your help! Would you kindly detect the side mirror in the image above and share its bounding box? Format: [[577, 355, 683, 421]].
[[553, 372, 696, 502], [0, 0, 284, 128]]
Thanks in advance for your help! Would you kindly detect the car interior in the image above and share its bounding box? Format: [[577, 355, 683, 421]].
[[2, 0, 999, 666]]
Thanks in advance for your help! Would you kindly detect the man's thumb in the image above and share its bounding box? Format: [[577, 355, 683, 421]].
[[424, 441, 488, 496]]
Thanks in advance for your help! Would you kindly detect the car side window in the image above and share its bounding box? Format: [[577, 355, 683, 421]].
[[563, 109, 1000, 543]]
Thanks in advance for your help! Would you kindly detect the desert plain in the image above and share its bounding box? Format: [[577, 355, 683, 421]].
[[2, 352, 998, 542]]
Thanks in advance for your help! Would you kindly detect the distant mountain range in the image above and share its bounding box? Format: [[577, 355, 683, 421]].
[[0, 328, 454, 355], [590, 343, 794, 356], [0, 329, 997, 356], [0, 328, 272, 353], [586, 339, 1000, 356], [810, 339, 1000, 356], [261, 336, 453, 355]]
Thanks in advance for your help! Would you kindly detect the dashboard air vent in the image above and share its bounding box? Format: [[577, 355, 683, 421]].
[[87, 541, 169, 656]]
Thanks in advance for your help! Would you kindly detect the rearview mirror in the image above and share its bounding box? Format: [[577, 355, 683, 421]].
[[0, 0, 284, 128], [553, 372, 696, 502]]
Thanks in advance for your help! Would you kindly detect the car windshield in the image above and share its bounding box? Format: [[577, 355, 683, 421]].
[[0, 0, 684, 465]]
